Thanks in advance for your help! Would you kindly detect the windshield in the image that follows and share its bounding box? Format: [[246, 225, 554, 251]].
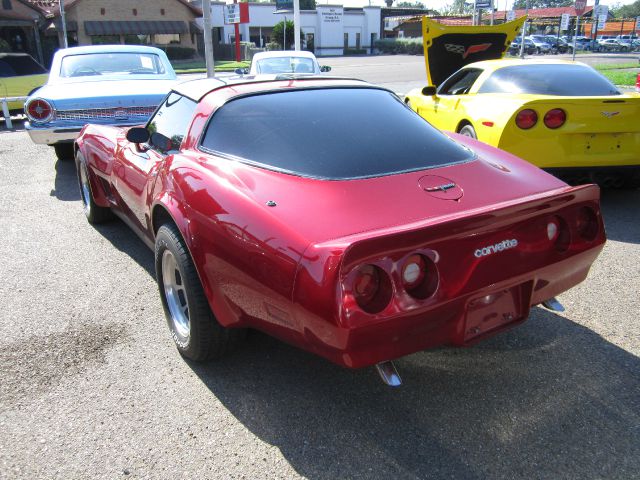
[[200, 88, 473, 180], [478, 64, 620, 96], [255, 57, 315, 74], [0, 55, 47, 77], [59, 52, 166, 78]]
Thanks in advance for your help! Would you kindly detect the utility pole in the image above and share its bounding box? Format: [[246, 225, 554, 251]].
[[519, 0, 529, 58], [294, 0, 301, 50], [203, 0, 215, 77], [59, 0, 68, 48]]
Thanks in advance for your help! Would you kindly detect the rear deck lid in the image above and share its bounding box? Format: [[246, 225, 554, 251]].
[[422, 16, 526, 87]]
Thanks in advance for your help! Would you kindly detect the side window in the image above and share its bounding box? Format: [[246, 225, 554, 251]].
[[146, 92, 197, 154], [438, 69, 483, 96]]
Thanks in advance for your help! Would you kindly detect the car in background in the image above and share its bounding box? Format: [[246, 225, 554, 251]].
[[527, 35, 552, 54], [406, 17, 640, 188], [543, 36, 572, 54], [0, 53, 48, 115], [508, 37, 536, 55], [74, 76, 605, 384], [598, 38, 630, 52], [25, 45, 176, 161], [236, 50, 331, 75]]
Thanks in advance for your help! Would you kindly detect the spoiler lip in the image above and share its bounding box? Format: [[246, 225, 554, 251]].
[[421, 16, 526, 88]]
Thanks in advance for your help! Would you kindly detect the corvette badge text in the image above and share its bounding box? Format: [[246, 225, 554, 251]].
[[474, 239, 518, 258]]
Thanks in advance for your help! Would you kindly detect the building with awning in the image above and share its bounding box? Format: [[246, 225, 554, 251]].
[[0, 0, 45, 63]]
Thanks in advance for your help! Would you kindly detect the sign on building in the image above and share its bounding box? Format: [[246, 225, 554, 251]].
[[275, 0, 293, 13], [506, 10, 516, 21], [594, 4, 608, 18], [560, 13, 570, 31], [475, 0, 492, 9], [635, 16, 640, 31], [597, 14, 607, 30]]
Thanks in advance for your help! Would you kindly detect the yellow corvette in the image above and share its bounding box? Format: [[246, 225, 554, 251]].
[[405, 18, 640, 188], [0, 53, 48, 114]]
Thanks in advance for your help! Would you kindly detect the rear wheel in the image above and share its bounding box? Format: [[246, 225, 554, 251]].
[[459, 124, 477, 139], [155, 224, 245, 361], [54, 143, 74, 161], [75, 150, 112, 223]]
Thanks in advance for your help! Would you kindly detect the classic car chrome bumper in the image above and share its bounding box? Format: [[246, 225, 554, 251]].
[[25, 123, 82, 145]]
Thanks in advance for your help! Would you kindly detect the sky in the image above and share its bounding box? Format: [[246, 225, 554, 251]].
[[339, 0, 637, 12]]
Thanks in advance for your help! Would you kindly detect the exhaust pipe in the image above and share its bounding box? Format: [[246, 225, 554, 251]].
[[375, 361, 402, 387], [542, 297, 565, 312]]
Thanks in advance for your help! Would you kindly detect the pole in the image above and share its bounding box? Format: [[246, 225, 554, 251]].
[[572, 14, 579, 60], [592, 0, 600, 51], [59, 0, 68, 48], [33, 20, 44, 65], [519, 0, 529, 58], [283, 15, 287, 50], [294, 0, 301, 51], [203, 0, 215, 77], [234, 0, 241, 61]]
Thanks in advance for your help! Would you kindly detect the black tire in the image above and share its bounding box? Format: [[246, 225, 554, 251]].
[[54, 143, 74, 161], [155, 224, 245, 361], [75, 150, 112, 224], [459, 124, 477, 139]]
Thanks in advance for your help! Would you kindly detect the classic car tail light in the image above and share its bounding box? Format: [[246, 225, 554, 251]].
[[543, 109, 566, 129], [352, 264, 392, 314], [25, 99, 53, 123], [550, 216, 570, 252], [401, 254, 438, 299], [575, 206, 599, 242], [515, 109, 538, 129]]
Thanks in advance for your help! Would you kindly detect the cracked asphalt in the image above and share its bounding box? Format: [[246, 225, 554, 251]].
[[1, 61, 639, 478]]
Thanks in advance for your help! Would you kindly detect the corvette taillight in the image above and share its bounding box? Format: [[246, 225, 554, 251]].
[[544, 109, 566, 129], [401, 253, 438, 299], [549, 215, 570, 252], [576, 206, 599, 242], [26, 99, 53, 123], [515, 109, 538, 129], [352, 264, 392, 314]]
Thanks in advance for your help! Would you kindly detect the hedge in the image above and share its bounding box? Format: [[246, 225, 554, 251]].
[[374, 38, 424, 55], [158, 46, 196, 60]]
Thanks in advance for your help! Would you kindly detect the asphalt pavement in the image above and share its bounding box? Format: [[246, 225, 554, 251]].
[[1, 59, 639, 479]]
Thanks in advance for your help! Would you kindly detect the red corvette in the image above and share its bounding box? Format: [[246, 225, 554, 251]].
[[75, 76, 605, 386]]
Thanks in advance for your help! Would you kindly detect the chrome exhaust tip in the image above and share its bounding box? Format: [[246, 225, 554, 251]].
[[542, 297, 565, 312], [375, 361, 402, 387]]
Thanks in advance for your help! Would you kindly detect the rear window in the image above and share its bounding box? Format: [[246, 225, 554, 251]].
[[0, 55, 47, 77], [478, 64, 620, 96], [200, 88, 473, 180], [59, 52, 166, 78]]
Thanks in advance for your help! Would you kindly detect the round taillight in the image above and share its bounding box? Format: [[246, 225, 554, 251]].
[[551, 216, 570, 252], [26, 99, 53, 123], [547, 219, 559, 241], [515, 109, 538, 129], [352, 264, 392, 314], [402, 254, 426, 290], [544, 109, 566, 129], [576, 206, 599, 242]]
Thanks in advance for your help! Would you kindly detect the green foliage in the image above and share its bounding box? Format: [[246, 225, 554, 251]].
[[438, 0, 472, 15], [611, 0, 640, 18], [271, 20, 304, 49], [344, 48, 367, 55], [512, 0, 572, 9], [300, 0, 316, 9], [395, 1, 425, 7], [0, 38, 11, 53], [374, 38, 424, 55]]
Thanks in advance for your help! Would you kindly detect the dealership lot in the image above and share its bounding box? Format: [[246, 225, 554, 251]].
[[1, 58, 640, 478]]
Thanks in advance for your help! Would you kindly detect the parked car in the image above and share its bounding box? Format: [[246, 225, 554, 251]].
[[25, 45, 177, 160], [527, 35, 552, 54], [509, 37, 536, 56], [236, 50, 331, 75], [74, 76, 605, 385], [543, 36, 572, 54], [598, 38, 630, 52], [636, 71, 640, 92], [406, 17, 640, 188], [0, 53, 48, 115]]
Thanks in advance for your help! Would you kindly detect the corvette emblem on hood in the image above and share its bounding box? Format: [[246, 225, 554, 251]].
[[445, 43, 492, 59], [601, 111, 620, 118]]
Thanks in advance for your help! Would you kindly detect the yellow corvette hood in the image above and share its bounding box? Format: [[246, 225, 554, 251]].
[[422, 16, 525, 87]]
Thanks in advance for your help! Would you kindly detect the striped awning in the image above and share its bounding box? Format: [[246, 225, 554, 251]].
[[84, 20, 188, 36]]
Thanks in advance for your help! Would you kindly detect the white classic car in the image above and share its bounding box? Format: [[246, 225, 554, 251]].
[[236, 51, 331, 75], [25, 44, 177, 161]]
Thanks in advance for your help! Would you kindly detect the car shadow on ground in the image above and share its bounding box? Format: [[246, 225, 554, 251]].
[[187, 308, 639, 479], [51, 158, 81, 202], [600, 188, 640, 244]]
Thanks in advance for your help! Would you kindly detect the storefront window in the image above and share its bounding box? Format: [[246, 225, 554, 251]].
[[154, 34, 180, 45], [124, 34, 151, 45], [91, 35, 120, 45]]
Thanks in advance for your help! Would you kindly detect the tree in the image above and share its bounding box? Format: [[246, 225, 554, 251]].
[[271, 20, 304, 49], [611, 0, 640, 18], [395, 1, 426, 7], [512, 0, 572, 9], [437, 0, 472, 15]]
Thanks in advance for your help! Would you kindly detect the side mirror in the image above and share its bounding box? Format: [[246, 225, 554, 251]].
[[422, 86, 437, 96], [235, 68, 249, 75], [126, 127, 149, 144], [320, 65, 331, 73]]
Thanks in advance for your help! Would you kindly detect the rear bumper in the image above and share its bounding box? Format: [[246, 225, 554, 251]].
[[303, 246, 603, 369], [26, 121, 141, 145]]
